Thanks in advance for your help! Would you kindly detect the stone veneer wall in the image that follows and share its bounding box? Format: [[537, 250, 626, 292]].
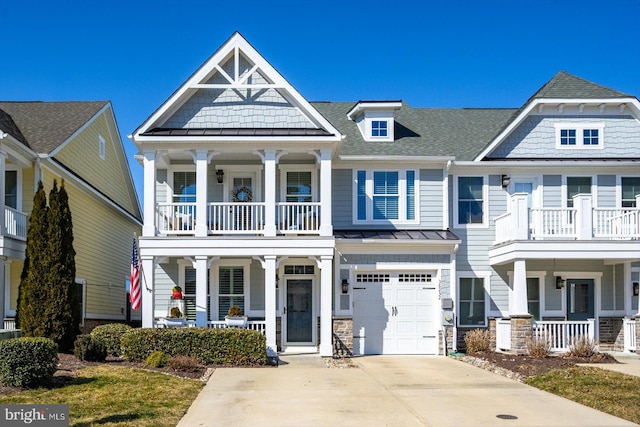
[[488, 318, 497, 351], [438, 327, 455, 355], [333, 317, 353, 357], [510, 316, 533, 355], [598, 317, 624, 351]]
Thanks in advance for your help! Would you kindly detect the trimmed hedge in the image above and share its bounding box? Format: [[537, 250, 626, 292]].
[[90, 323, 132, 356], [145, 351, 169, 368], [121, 328, 266, 366], [74, 335, 107, 362], [0, 337, 59, 388]]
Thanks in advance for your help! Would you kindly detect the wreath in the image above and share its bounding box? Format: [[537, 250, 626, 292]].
[[231, 186, 253, 202]]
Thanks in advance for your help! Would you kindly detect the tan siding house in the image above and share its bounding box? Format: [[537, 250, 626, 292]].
[[0, 101, 142, 329]]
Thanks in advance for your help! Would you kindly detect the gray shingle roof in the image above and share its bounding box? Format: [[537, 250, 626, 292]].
[[532, 71, 631, 99], [313, 102, 516, 161], [0, 101, 108, 154]]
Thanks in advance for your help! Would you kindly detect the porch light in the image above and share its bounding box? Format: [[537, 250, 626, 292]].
[[341, 279, 349, 294], [501, 175, 510, 189], [633, 282, 639, 297], [555, 276, 565, 290], [216, 169, 224, 184], [276, 274, 279, 289]]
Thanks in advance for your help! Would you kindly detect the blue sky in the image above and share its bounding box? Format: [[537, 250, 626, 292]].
[[1, 0, 639, 202]]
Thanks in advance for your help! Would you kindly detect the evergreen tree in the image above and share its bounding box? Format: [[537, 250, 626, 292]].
[[16, 181, 49, 336], [46, 180, 79, 352]]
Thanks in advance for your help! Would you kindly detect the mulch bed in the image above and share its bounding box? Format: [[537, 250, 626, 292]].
[[462, 351, 619, 379]]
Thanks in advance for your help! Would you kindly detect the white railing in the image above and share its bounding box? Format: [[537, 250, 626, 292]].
[[4, 207, 27, 240], [493, 213, 513, 245], [623, 318, 637, 352], [277, 202, 321, 234], [530, 208, 576, 239], [3, 318, 16, 330], [207, 320, 266, 335], [157, 203, 196, 234], [208, 202, 265, 234], [594, 208, 640, 239], [532, 319, 595, 352], [495, 318, 511, 351]]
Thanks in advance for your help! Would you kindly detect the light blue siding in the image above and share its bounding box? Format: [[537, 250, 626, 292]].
[[597, 175, 616, 207], [332, 169, 353, 229], [338, 253, 450, 265], [156, 169, 168, 203], [420, 169, 444, 228], [249, 259, 265, 311], [543, 175, 562, 207], [154, 261, 179, 316]]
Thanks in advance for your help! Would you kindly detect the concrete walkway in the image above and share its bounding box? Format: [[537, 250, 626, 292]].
[[177, 355, 638, 427], [579, 353, 640, 377]]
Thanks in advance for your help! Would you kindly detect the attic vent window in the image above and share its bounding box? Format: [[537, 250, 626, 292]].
[[98, 135, 106, 160], [371, 120, 388, 137]]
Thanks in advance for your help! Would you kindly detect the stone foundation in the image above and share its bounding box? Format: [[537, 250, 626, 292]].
[[332, 317, 353, 357], [488, 318, 497, 351], [598, 317, 624, 352], [438, 326, 455, 355], [510, 315, 533, 355]]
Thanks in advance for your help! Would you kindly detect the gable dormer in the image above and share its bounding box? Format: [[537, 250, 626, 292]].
[[346, 101, 402, 142]]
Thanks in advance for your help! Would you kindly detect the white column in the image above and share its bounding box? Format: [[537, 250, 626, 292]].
[[511, 193, 529, 240], [195, 150, 209, 237], [142, 150, 157, 237], [141, 256, 155, 328], [511, 259, 529, 316], [0, 149, 6, 236], [195, 256, 208, 326], [319, 148, 333, 237], [263, 150, 276, 236], [623, 262, 631, 315], [573, 193, 593, 240], [319, 255, 333, 357], [264, 255, 277, 356]]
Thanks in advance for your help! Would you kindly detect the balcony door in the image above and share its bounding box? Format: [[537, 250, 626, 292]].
[[227, 173, 257, 231], [566, 279, 594, 321]]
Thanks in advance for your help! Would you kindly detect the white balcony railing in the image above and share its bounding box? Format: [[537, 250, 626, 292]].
[[495, 318, 511, 351], [157, 203, 196, 234], [532, 319, 595, 352], [530, 208, 576, 239], [594, 208, 640, 239], [277, 202, 321, 234], [4, 207, 27, 240], [208, 202, 266, 234], [623, 318, 637, 352], [207, 320, 266, 335]]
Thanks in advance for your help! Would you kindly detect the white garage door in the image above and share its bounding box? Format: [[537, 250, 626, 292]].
[[353, 272, 439, 355]]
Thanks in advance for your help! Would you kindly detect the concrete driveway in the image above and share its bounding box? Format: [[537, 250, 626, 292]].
[[177, 355, 638, 427]]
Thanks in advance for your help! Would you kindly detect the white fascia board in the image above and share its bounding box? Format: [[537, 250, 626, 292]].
[[133, 135, 341, 144], [40, 160, 143, 225], [48, 102, 110, 157], [473, 97, 640, 162], [0, 137, 36, 168], [346, 101, 402, 120], [449, 160, 640, 175], [339, 155, 454, 163]]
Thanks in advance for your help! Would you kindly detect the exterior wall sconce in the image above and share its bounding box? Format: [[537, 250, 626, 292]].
[[501, 175, 510, 189], [555, 276, 565, 290], [341, 279, 349, 294], [633, 282, 639, 296], [216, 169, 224, 184], [275, 274, 279, 289]]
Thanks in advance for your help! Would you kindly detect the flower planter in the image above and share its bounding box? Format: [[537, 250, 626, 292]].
[[171, 292, 183, 299], [164, 318, 188, 327], [225, 316, 248, 327]]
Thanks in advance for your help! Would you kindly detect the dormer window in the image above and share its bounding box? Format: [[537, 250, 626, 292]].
[[347, 101, 401, 142], [371, 120, 388, 137]]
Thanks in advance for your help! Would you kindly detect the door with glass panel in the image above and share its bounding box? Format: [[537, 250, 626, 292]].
[[285, 279, 313, 344], [566, 279, 594, 321], [172, 171, 196, 231], [229, 175, 255, 231], [284, 171, 313, 230], [511, 180, 534, 235]]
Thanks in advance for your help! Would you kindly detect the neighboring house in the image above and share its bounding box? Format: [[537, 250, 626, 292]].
[[131, 32, 640, 357], [0, 101, 143, 330]]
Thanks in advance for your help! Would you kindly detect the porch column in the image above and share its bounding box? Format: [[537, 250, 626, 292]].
[[195, 150, 209, 237], [573, 193, 593, 240], [511, 193, 529, 240], [264, 255, 277, 356], [319, 149, 333, 237], [142, 150, 157, 237], [195, 256, 208, 327], [319, 255, 333, 357], [141, 255, 155, 328], [263, 150, 276, 237], [0, 149, 6, 236], [511, 259, 529, 316]]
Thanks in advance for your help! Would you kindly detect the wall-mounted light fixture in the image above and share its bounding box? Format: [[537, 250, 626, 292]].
[[633, 282, 639, 297], [216, 169, 224, 184], [341, 279, 349, 294], [501, 174, 510, 189], [275, 274, 279, 289], [555, 276, 565, 290]]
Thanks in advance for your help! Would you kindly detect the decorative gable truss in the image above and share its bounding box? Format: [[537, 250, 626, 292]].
[[133, 32, 341, 142]]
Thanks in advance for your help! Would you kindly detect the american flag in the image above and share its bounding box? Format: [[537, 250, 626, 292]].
[[130, 237, 142, 311]]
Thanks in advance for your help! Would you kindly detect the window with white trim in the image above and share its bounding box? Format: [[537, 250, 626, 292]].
[[566, 176, 591, 208], [371, 120, 388, 137], [621, 177, 640, 208], [218, 266, 245, 320], [555, 123, 604, 149], [99, 135, 106, 160], [355, 169, 417, 223], [4, 170, 17, 209], [458, 277, 486, 326], [456, 176, 485, 226]]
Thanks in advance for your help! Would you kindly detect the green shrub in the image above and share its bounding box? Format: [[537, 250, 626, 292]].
[[168, 355, 204, 372], [0, 337, 59, 388], [145, 351, 170, 368], [74, 335, 107, 362], [464, 328, 491, 353], [121, 327, 266, 365], [90, 323, 132, 356]]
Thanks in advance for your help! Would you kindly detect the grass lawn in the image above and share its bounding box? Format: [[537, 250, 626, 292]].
[[526, 367, 640, 425], [0, 366, 204, 427]]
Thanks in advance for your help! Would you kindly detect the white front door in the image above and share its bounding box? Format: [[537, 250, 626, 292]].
[[353, 272, 438, 355]]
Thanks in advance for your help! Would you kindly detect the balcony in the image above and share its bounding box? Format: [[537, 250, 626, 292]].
[[494, 193, 640, 245], [3, 206, 27, 240], [156, 201, 322, 236]]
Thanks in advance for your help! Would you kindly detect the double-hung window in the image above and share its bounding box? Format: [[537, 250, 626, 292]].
[[355, 170, 417, 223], [456, 176, 485, 226], [566, 177, 591, 208], [458, 277, 486, 326], [218, 267, 244, 321], [621, 177, 640, 208]]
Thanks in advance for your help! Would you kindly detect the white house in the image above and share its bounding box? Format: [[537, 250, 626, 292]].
[[130, 32, 640, 357]]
